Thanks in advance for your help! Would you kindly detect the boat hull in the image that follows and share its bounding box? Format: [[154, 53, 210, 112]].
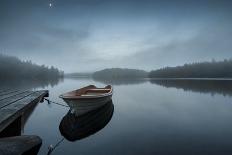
[[62, 95, 112, 116]]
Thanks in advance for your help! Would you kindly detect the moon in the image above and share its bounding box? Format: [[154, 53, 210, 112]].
[[49, 3, 52, 7]]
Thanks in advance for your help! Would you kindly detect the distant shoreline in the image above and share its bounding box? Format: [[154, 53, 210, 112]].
[[148, 78, 232, 80], [66, 59, 232, 80], [65, 76, 232, 81]]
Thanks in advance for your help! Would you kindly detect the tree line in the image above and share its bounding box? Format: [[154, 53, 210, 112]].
[[93, 68, 148, 79], [149, 59, 232, 78], [0, 54, 63, 81], [92, 59, 232, 79]]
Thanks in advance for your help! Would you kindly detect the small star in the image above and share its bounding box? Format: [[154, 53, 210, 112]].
[[49, 3, 52, 7]]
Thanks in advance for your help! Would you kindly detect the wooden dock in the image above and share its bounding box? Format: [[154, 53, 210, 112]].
[[0, 90, 48, 132], [0, 89, 48, 155]]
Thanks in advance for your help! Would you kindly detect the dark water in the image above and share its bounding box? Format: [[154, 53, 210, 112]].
[[17, 78, 232, 154]]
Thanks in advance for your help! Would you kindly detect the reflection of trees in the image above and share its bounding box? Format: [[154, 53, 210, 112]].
[[93, 77, 148, 85], [0, 78, 63, 90], [150, 79, 232, 96]]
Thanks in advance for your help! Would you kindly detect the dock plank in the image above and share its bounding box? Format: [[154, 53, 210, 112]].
[[0, 90, 28, 101], [0, 89, 14, 93], [2, 91, 45, 111], [0, 91, 34, 109], [0, 90, 12, 94], [0, 90, 48, 132], [0, 90, 20, 96]]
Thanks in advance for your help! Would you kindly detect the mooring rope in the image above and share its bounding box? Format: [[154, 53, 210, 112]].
[[44, 98, 69, 107], [44, 98, 69, 154], [47, 138, 65, 155], [44, 98, 68, 154]]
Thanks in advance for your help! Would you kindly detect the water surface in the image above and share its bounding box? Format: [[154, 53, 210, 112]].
[[20, 78, 232, 155]]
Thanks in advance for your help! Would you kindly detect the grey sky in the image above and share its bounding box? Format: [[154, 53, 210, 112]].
[[1, 0, 232, 72]]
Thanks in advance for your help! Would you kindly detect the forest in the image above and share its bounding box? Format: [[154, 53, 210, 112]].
[[93, 68, 148, 79], [92, 59, 232, 80], [3, 53, 232, 81], [65, 72, 92, 78], [149, 59, 232, 78], [0, 54, 63, 81]]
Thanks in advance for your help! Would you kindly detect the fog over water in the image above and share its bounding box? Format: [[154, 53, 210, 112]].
[[1, 0, 232, 72]]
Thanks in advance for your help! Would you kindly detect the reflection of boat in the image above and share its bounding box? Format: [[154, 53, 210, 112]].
[[59, 100, 114, 141], [59, 85, 113, 115]]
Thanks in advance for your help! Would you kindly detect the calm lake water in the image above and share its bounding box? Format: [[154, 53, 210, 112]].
[[17, 78, 232, 154]]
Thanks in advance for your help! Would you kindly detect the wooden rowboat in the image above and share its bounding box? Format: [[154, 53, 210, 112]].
[[59, 85, 113, 116]]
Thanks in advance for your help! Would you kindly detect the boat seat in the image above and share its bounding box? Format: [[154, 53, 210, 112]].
[[88, 89, 111, 91], [85, 89, 111, 94]]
